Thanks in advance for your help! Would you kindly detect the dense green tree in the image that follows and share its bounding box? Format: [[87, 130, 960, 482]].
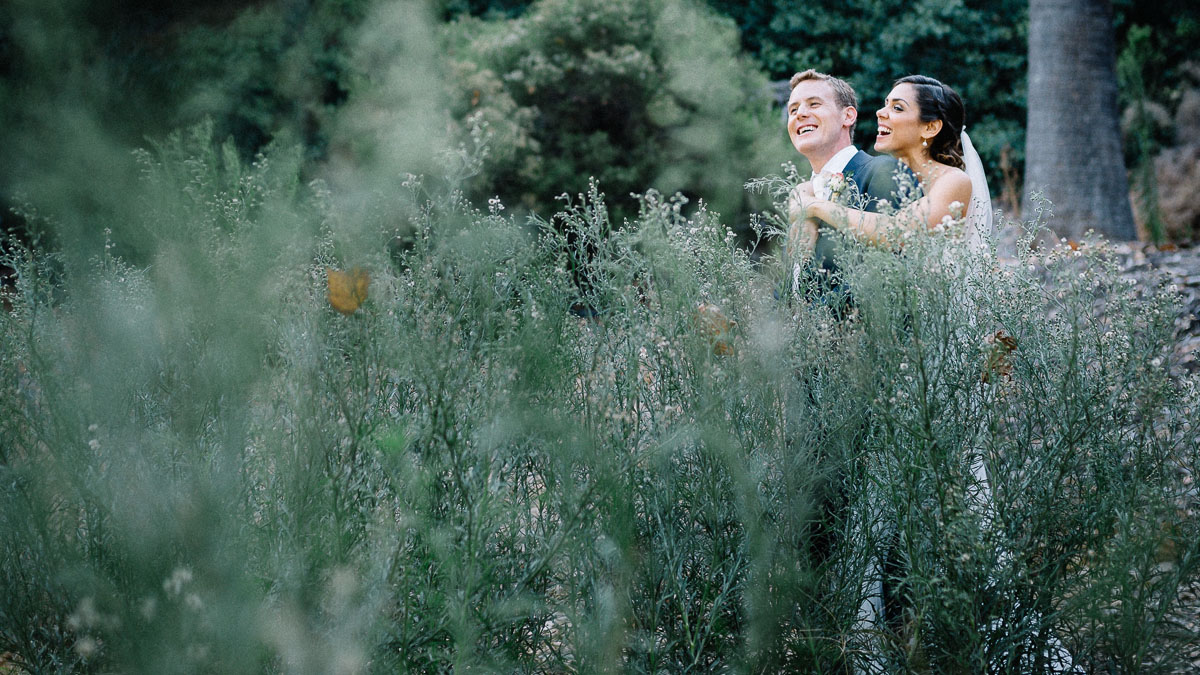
[[1112, 0, 1200, 117], [1113, 0, 1200, 240], [1025, 0, 1135, 240], [3, 0, 1196, 241], [0, 0, 438, 264], [162, 0, 378, 160], [0, 0, 376, 242], [0, 0, 311, 154], [705, 0, 1029, 194], [443, 0, 789, 224], [439, 0, 530, 19]]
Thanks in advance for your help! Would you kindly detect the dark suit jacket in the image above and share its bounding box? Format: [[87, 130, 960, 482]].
[[810, 149, 904, 276]]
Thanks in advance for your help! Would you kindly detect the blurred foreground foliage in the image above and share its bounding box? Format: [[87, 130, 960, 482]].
[[1, 125, 1198, 673]]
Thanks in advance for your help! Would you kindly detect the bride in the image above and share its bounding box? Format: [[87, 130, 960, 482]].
[[796, 76, 1082, 672], [795, 74, 992, 247]]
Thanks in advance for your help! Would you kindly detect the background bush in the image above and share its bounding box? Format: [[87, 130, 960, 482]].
[[443, 0, 789, 228]]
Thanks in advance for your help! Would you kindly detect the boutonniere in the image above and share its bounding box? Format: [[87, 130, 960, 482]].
[[827, 171, 848, 200]]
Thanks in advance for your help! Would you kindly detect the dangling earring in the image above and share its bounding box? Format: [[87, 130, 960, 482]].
[[922, 139, 928, 148]]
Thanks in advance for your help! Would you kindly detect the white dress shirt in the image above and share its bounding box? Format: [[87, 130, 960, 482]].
[[792, 145, 861, 296], [811, 145, 860, 200]]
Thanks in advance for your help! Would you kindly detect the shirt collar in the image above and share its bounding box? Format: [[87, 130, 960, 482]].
[[816, 145, 859, 177]]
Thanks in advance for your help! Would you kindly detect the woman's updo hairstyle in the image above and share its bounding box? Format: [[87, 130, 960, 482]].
[[894, 74, 965, 169]]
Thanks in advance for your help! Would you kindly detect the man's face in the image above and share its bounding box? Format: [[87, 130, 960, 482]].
[[786, 79, 856, 161]]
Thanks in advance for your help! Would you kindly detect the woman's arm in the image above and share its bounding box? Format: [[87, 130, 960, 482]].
[[800, 167, 973, 247], [801, 198, 893, 245]]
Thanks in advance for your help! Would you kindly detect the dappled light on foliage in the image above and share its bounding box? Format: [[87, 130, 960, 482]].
[[981, 329, 1018, 383], [693, 302, 736, 356]]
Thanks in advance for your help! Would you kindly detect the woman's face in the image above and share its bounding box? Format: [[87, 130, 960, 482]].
[[874, 83, 930, 154]]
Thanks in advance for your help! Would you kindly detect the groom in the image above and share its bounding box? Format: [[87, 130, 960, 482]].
[[785, 70, 906, 659], [785, 69, 902, 310]]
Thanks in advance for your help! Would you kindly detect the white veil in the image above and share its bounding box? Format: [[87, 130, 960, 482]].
[[961, 129, 993, 250]]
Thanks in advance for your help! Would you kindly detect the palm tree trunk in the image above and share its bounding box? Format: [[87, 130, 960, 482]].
[[1024, 0, 1135, 241]]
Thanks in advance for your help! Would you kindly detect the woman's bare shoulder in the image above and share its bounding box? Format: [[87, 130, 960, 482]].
[[932, 165, 972, 195]]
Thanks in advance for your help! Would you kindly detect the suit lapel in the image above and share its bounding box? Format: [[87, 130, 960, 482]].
[[842, 150, 871, 191]]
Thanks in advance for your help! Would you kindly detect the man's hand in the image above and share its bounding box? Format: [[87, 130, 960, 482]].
[[786, 218, 819, 262], [796, 181, 821, 211], [785, 181, 819, 262], [787, 181, 816, 222]]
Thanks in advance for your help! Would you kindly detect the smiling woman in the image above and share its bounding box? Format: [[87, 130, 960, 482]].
[[875, 76, 966, 172]]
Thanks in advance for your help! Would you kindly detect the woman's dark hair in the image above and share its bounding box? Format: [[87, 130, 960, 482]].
[[894, 75, 965, 169]]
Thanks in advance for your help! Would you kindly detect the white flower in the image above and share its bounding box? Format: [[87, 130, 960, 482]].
[[75, 636, 99, 658], [140, 597, 158, 620], [68, 597, 99, 631], [184, 593, 204, 611], [164, 567, 194, 597]]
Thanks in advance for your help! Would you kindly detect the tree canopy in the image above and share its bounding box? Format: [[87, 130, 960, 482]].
[[443, 0, 787, 224], [1, 0, 1198, 239]]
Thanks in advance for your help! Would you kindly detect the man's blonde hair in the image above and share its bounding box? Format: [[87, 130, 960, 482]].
[[789, 69, 859, 111]]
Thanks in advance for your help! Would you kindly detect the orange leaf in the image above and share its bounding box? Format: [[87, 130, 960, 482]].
[[694, 303, 735, 356], [327, 266, 370, 315], [981, 330, 1017, 383]]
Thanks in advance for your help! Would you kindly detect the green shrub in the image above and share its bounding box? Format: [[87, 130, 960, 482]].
[[1, 128, 1197, 673], [443, 0, 789, 228], [837, 211, 1200, 671]]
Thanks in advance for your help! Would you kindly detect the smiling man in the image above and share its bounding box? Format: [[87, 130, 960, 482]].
[[785, 70, 902, 310]]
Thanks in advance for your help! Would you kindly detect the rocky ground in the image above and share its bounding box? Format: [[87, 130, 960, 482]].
[[1001, 237, 1200, 375], [1110, 240, 1200, 376]]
